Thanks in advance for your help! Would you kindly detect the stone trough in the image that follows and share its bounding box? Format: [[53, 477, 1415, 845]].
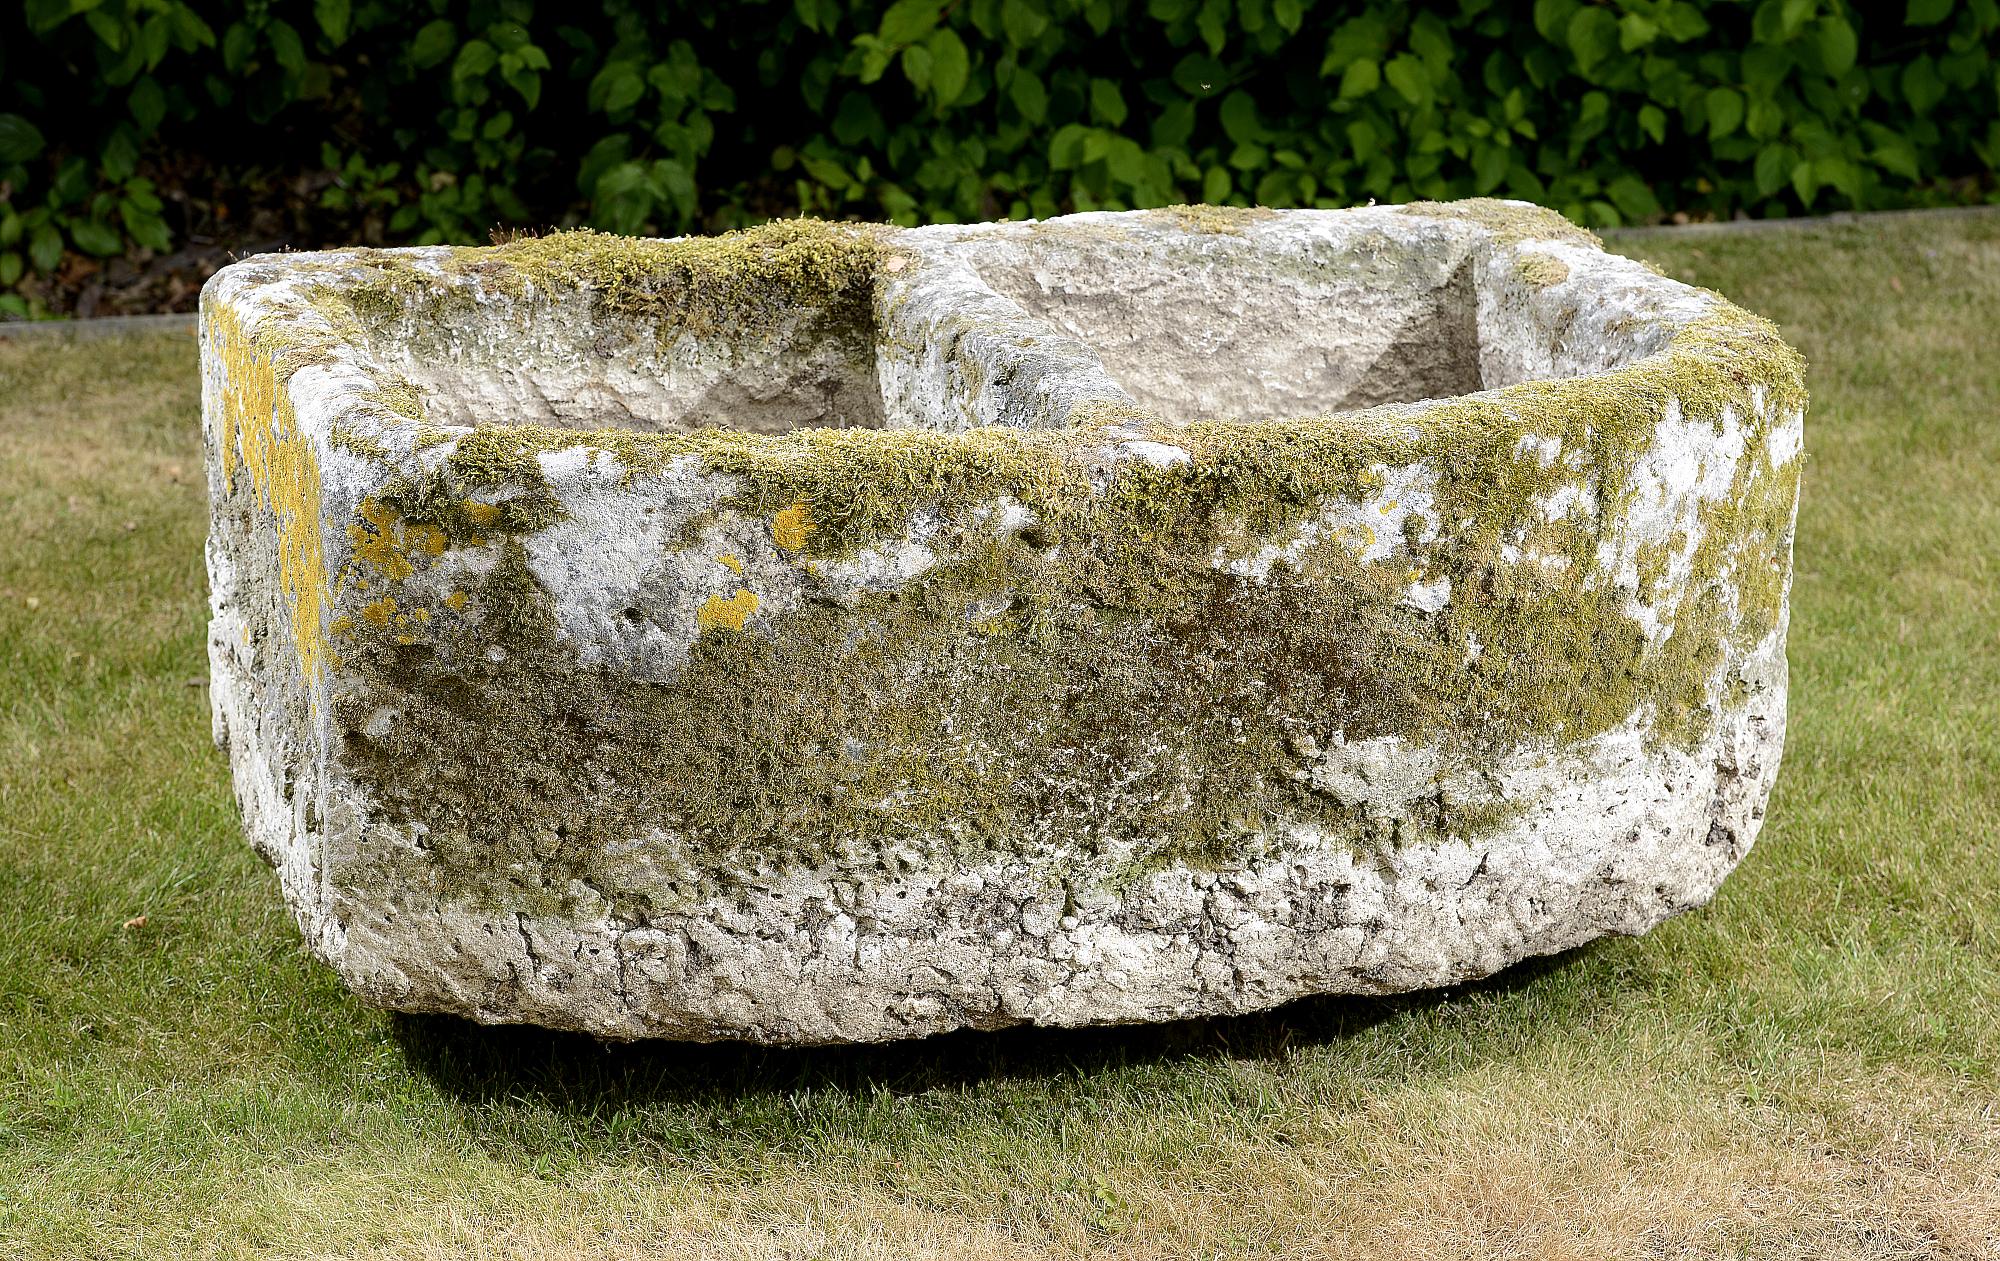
[[201, 200, 1804, 1044]]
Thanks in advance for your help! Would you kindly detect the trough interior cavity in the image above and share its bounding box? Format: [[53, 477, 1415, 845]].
[[352, 272, 890, 437], [338, 219, 1593, 438], [959, 226, 1535, 421]]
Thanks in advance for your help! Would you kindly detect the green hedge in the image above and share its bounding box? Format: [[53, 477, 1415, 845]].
[[3, 0, 1997, 312]]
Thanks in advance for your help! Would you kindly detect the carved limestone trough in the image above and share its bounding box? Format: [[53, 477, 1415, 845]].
[[201, 200, 1804, 1044]]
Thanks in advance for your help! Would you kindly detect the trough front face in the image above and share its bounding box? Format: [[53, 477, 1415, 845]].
[[201, 201, 1805, 1044]]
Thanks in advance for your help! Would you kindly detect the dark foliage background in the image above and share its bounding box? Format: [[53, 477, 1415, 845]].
[[2, 0, 1995, 314]]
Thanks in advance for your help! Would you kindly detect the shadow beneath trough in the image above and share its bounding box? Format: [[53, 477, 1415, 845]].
[[390, 941, 1604, 1121]]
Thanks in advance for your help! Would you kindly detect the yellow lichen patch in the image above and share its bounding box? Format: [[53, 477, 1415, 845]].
[[206, 303, 332, 691], [717, 552, 744, 574], [409, 522, 447, 557], [443, 590, 469, 612], [773, 502, 816, 551], [346, 497, 447, 591], [348, 498, 417, 581], [462, 501, 503, 527], [696, 588, 760, 632], [360, 596, 398, 627]]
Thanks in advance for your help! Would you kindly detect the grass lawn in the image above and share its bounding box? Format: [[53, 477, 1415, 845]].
[[3, 211, 1998, 1260]]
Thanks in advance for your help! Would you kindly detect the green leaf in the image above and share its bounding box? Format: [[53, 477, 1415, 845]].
[[1754, 143, 1795, 195], [314, 0, 351, 43], [1791, 159, 1818, 205], [1658, 2, 1711, 40], [899, 43, 933, 92], [1409, 15, 1452, 66], [927, 29, 969, 106], [1566, 8, 1619, 74], [1171, 54, 1227, 97], [1533, 0, 1580, 42], [1472, 143, 1508, 192], [1197, 0, 1228, 54], [0, 114, 45, 163], [221, 22, 254, 71], [880, 0, 945, 45], [1009, 68, 1048, 123], [1105, 135, 1149, 184], [1000, 0, 1048, 47], [100, 127, 139, 181], [1384, 54, 1429, 106], [1606, 173, 1661, 221], [1780, 0, 1816, 40], [70, 220, 122, 257], [1090, 78, 1127, 127], [266, 21, 305, 75], [1741, 45, 1793, 94], [1619, 13, 1658, 52], [1871, 137, 1922, 179], [1905, 0, 1955, 24], [1750, 1, 1784, 43], [1639, 104, 1666, 144], [0, 252, 22, 287], [1705, 87, 1744, 138], [1901, 56, 1947, 112], [1747, 98, 1784, 140], [410, 20, 456, 69], [128, 76, 165, 132], [1346, 118, 1378, 162], [1049, 123, 1089, 168], [453, 39, 497, 82], [29, 224, 61, 272], [1339, 58, 1379, 99], [121, 202, 171, 252], [1219, 91, 1262, 143], [1815, 16, 1858, 74]]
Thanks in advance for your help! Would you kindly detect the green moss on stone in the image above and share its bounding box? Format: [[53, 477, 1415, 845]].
[[1399, 198, 1602, 248], [1151, 204, 1279, 235], [1516, 254, 1571, 288], [328, 422, 389, 462], [294, 219, 884, 354]]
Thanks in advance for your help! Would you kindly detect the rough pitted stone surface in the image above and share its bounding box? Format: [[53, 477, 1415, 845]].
[[201, 200, 1804, 1044]]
